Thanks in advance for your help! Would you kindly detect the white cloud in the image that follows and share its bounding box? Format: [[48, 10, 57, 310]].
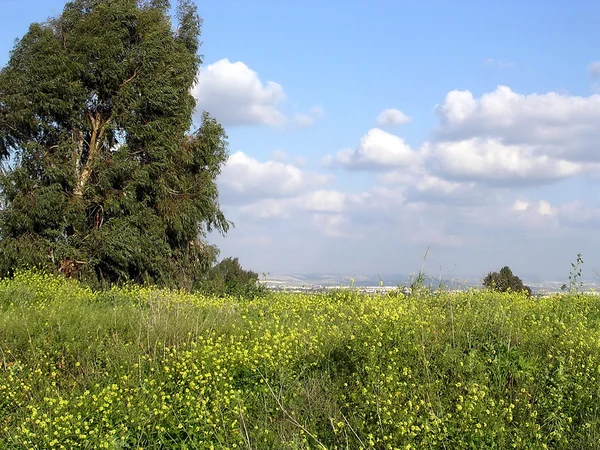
[[537, 200, 554, 216], [193, 59, 286, 127], [438, 89, 478, 125], [193, 59, 323, 129], [507, 199, 559, 231], [378, 170, 482, 205], [376, 108, 411, 127], [501, 198, 600, 233], [412, 174, 467, 195], [219, 152, 332, 202], [512, 199, 529, 211], [239, 198, 293, 220], [425, 137, 587, 184], [324, 128, 421, 170], [302, 190, 348, 212], [435, 86, 600, 161], [513, 199, 555, 217], [238, 189, 372, 220]]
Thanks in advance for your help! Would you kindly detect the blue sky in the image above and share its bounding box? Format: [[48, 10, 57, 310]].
[[3, 1, 600, 282]]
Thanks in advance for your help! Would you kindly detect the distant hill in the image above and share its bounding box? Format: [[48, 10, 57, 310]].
[[263, 272, 477, 288]]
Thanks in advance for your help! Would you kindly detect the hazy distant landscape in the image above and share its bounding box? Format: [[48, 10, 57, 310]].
[[261, 272, 600, 295]]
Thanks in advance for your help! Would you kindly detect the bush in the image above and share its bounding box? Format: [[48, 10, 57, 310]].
[[200, 257, 266, 298], [483, 266, 532, 296]]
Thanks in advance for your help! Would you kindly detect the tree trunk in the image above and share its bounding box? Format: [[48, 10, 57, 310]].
[[73, 112, 106, 198]]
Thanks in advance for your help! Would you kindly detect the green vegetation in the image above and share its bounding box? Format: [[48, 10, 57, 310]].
[[0, 0, 230, 289], [1, 271, 600, 449], [201, 257, 266, 299], [483, 266, 532, 296], [562, 254, 585, 293]]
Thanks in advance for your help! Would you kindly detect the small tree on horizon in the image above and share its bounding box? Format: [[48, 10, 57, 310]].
[[483, 266, 532, 296], [0, 0, 230, 289]]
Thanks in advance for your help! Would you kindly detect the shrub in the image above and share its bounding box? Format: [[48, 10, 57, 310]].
[[483, 266, 532, 296], [200, 257, 266, 299]]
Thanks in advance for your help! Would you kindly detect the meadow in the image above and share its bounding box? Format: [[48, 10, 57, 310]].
[[1, 271, 600, 449]]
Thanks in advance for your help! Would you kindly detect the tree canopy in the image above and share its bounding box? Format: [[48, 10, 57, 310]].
[[483, 266, 532, 296], [0, 0, 231, 289], [202, 257, 266, 298]]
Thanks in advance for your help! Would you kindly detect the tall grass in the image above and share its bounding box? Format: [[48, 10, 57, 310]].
[[1, 271, 600, 448]]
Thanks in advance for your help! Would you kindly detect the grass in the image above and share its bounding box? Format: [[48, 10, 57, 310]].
[[1, 271, 600, 449]]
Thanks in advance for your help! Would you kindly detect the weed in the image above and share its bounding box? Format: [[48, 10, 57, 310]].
[[562, 253, 584, 293]]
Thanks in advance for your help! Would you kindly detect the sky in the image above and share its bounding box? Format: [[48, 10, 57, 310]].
[[2, 1, 600, 282]]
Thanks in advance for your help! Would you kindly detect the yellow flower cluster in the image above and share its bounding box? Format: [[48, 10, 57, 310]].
[[0, 272, 599, 448]]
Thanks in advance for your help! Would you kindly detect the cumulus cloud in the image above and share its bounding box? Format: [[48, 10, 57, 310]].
[[302, 190, 348, 213], [193, 59, 323, 129], [193, 59, 286, 126], [324, 128, 421, 170], [511, 199, 600, 229], [238, 189, 372, 220], [218, 152, 332, 202], [425, 137, 588, 184], [505, 198, 600, 233], [512, 199, 529, 211], [313, 83, 600, 226], [512, 199, 555, 216], [377, 168, 483, 205], [537, 200, 554, 216], [326, 126, 596, 193], [411, 178, 482, 206], [435, 86, 600, 161], [376, 108, 411, 127], [235, 186, 413, 244], [238, 198, 294, 220]]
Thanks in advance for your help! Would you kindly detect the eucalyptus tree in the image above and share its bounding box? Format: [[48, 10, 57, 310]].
[[0, 0, 230, 288]]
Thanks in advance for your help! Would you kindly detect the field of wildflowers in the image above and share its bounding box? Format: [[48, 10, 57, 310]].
[[1, 271, 600, 449]]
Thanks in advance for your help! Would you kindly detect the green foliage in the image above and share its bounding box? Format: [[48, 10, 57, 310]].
[[201, 257, 267, 299], [0, 0, 230, 288], [483, 266, 532, 296], [561, 253, 584, 293], [2, 272, 600, 448]]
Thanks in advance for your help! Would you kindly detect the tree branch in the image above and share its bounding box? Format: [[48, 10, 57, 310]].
[[74, 113, 106, 198], [119, 67, 139, 88]]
